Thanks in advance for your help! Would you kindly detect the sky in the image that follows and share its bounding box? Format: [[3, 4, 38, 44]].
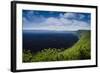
[[22, 10, 91, 31]]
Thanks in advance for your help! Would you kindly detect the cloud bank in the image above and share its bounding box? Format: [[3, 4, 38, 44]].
[[23, 10, 91, 31]]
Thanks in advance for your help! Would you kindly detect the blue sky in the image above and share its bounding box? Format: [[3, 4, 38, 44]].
[[22, 10, 91, 31]]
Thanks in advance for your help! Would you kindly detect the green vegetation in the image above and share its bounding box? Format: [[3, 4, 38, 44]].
[[23, 30, 91, 62]]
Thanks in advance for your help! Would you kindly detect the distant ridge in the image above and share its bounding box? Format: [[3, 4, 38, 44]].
[[23, 29, 90, 34]]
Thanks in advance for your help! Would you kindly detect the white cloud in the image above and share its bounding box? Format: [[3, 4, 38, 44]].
[[26, 10, 34, 15], [60, 13, 86, 20], [23, 12, 90, 31], [43, 17, 63, 26], [59, 18, 73, 25], [78, 14, 85, 19], [64, 13, 76, 18]]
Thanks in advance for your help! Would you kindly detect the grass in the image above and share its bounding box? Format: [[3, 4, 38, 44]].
[[23, 30, 91, 62]]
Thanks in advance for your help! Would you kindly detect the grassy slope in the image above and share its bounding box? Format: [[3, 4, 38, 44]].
[[23, 30, 91, 62], [59, 30, 91, 60]]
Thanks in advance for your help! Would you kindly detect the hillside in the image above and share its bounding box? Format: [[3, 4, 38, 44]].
[[60, 30, 91, 60], [23, 30, 91, 62]]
